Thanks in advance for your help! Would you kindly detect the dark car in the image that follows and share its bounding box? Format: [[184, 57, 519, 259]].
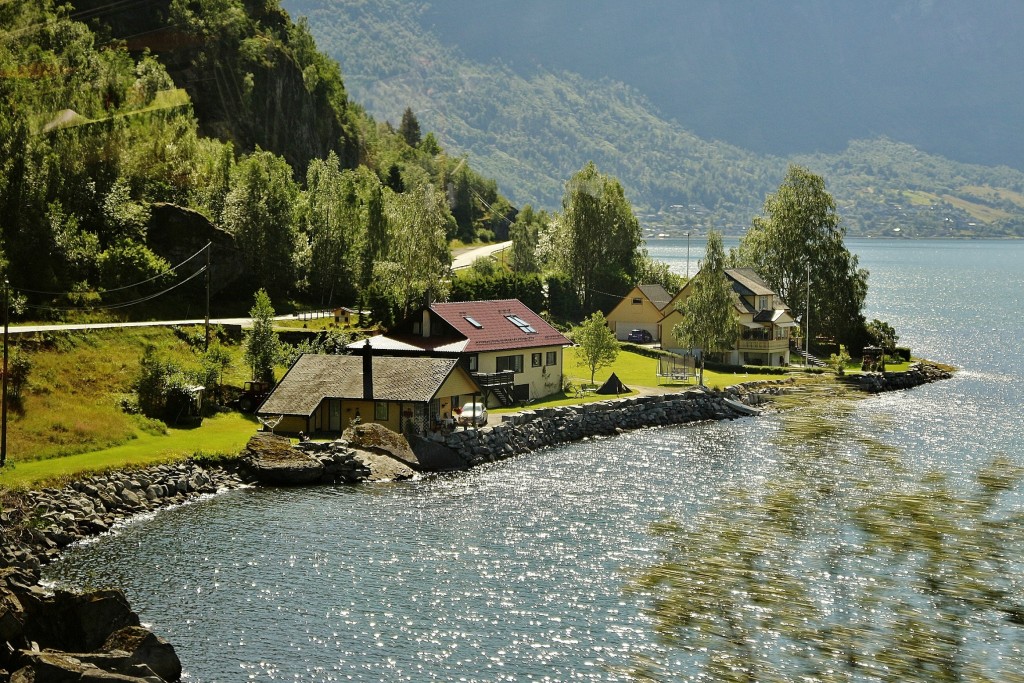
[[627, 329, 653, 343]]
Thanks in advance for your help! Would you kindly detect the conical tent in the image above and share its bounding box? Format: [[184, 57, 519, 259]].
[[595, 372, 629, 395]]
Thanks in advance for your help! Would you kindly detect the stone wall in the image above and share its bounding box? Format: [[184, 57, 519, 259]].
[[441, 384, 784, 467], [857, 361, 953, 393]]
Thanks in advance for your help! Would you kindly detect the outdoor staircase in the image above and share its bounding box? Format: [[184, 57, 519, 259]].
[[490, 385, 515, 407], [791, 343, 828, 368]]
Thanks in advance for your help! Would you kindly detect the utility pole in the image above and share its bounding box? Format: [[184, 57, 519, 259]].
[[2, 279, 9, 467], [204, 241, 211, 352], [805, 262, 811, 367], [686, 231, 691, 279]]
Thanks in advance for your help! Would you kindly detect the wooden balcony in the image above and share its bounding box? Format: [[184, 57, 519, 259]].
[[736, 338, 790, 352], [472, 370, 515, 389]]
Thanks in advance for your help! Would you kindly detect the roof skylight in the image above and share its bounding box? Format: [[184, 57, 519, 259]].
[[506, 314, 537, 334]]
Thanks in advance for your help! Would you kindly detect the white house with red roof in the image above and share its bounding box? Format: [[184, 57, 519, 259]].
[[348, 299, 570, 407]]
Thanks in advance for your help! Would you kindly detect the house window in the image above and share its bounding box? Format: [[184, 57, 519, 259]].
[[758, 295, 770, 310], [468, 354, 478, 372], [496, 354, 524, 373], [631, 297, 642, 305], [546, 351, 557, 365], [532, 352, 542, 367], [374, 402, 389, 421]]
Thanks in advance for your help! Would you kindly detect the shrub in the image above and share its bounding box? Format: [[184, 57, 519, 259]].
[[828, 345, 852, 375]]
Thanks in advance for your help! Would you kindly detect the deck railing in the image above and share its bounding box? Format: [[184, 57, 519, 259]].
[[472, 370, 515, 389]]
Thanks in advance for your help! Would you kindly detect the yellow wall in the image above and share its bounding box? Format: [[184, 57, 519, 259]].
[[606, 287, 668, 340], [475, 345, 564, 404]]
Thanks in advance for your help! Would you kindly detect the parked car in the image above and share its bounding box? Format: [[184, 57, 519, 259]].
[[457, 402, 488, 427], [627, 328, 653, 343]]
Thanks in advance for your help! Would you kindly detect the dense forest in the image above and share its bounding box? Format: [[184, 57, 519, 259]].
[[286, 0, 1024, 239], [0, 0, 514, 323]]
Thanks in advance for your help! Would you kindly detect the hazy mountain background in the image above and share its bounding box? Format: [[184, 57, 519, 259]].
[[421, 0, 1024, 170], [283, 0, 1024, 237]]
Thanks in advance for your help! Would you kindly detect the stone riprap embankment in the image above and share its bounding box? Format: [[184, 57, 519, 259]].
[[1, 460, 247, 573], [0, 459, 239, 682], [441, 383, 787, 467], [857, 361, 953, 393]]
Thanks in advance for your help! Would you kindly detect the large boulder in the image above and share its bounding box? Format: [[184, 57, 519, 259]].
[[20, 589, 139, 653], [242, 433, 325, 486], [342, 423, 421, 470], [103, 626, 181, 683], [146, 203, 243, 295], [407, 436, 470, 472]]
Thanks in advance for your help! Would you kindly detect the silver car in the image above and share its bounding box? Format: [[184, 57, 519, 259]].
[[457, 402, 488, 427]]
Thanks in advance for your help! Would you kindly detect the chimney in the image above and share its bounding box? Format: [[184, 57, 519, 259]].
[[422, 290, 433, 338], [362, 339, 373, 400]]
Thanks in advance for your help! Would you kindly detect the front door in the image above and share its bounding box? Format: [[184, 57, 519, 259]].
[[328, 400, 341, 432]]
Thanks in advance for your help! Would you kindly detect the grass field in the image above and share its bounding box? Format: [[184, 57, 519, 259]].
[[563, 346, 790, 391], [0, 412, 257, 489], [0, 324, 905, 487]]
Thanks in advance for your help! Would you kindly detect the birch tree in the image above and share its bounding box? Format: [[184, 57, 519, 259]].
[[557, 163, 643, 314], [736, 165, 868, 346], [671, 230, 738, 385]]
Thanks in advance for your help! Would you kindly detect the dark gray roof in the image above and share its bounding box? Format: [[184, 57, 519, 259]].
[[726, 268, 774, 297], [259, 354, 464, 416], [637, 284, 672, 308]]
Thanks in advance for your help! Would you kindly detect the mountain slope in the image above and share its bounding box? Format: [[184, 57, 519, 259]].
[[286, 0, 1024, 238], [420, 0, 1024, 172]]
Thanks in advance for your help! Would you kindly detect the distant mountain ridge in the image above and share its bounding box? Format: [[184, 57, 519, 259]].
[[285, 0, 1024, 238]]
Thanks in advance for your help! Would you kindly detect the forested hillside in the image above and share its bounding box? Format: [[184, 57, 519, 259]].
[[0, 0, 513, 323], [286, 0, 1024, 238]]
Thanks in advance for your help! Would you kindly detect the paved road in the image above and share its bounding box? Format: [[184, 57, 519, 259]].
[[8, 241, 512, 334], [7, 316, 294, 335], [451, 240, 512, 270]]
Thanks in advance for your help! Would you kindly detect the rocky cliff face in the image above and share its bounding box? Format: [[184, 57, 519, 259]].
[[69, 0, 359, 175]]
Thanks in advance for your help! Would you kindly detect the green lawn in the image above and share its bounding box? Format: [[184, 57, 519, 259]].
[[564, 346, 789, 391], [0, 412, 258, 489]]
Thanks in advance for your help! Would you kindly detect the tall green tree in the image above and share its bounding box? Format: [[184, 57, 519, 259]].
[[244, 288, 280, 384], [398, 106, 421, 147], [556, 162, 643, 314], [509, 205, 546, 273], [736, 165, 868, 347], [572, 311, 619, 386], [302, 151, 365, 306], [375, 184, 453, 320], [222, 149, 299, 297], [671, 230, 738, 385]]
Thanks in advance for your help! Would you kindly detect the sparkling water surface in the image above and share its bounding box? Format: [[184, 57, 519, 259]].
[[45, 240, 1024, 681]]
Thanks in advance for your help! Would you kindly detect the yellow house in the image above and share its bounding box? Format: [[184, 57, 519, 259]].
[[605, 284, 672, 341], [659, 268, 797, 367], [257, 349, 481, 437], [348, 299, 571, 408]]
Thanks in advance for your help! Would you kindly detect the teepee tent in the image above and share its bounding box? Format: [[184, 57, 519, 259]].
[[595, 372, 629, 395]]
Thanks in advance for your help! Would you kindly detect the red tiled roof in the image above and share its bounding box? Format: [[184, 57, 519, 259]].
[[429, 299, 570, 352]]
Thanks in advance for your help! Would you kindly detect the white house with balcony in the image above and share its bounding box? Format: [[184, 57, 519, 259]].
[[659, 268, 798, 367]]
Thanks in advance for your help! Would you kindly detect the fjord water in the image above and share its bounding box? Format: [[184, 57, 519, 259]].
[[45, 240, 1024, 681]]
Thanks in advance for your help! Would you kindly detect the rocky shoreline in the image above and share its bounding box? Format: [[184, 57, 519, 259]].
[[0, 369, 947, 682], [857, 361, 953, 392]]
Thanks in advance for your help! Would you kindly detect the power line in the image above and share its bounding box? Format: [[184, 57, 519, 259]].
[[13, 242, 210, 297], [22, 265, 207, 314]]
